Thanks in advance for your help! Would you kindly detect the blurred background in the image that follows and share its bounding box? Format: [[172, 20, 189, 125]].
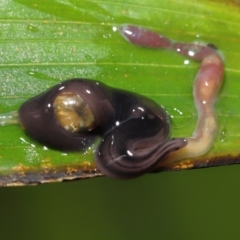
[[1, 165, 240, 240]]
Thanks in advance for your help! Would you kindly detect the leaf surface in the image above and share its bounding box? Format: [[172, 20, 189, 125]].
[[0, 0, 240, 185]]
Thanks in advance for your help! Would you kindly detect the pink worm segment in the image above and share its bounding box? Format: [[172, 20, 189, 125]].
[[119, 25, 224, 166]]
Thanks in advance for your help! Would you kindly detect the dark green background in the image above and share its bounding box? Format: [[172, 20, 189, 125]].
[[1, 165, 239, 240]]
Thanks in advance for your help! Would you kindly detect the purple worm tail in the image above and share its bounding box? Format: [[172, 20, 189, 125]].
[[119, 24, 224, 166]]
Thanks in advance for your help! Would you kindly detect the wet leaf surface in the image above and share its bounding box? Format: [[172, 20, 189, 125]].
[[0, 0, 240, 185]]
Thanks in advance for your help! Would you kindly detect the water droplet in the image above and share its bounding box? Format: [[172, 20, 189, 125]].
[[0, 111, 19, 126], [26, 71, 58, 81], [26, 24, 39, 33], [112, 26, 117, 32], [25, 146, 40, 163], [85, 55, 92, 60], [166, 106, 194, 129], [188, 50, 195, 56], [219, 126, 228, 143], [20, 137, 29, 145]]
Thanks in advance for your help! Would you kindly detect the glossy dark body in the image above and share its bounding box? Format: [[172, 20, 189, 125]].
[[19, 79, 187, 179]]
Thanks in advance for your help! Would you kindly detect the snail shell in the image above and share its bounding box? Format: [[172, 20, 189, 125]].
[[18, 79, 107, 151], [18, 79, 187, 178], [53, 91, 96, 132]]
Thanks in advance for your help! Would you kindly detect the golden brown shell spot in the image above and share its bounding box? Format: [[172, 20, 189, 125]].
[[53, 92, 96, 132]]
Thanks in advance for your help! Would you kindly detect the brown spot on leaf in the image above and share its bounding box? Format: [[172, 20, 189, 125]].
[[2, 154, 240, 186]]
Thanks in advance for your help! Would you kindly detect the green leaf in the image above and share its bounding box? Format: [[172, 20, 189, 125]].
[[0, 0, 240, 185]]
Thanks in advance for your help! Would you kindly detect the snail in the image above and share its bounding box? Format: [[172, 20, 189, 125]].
[[17, 78, 187, 179], [0, 24, 224, 179]]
